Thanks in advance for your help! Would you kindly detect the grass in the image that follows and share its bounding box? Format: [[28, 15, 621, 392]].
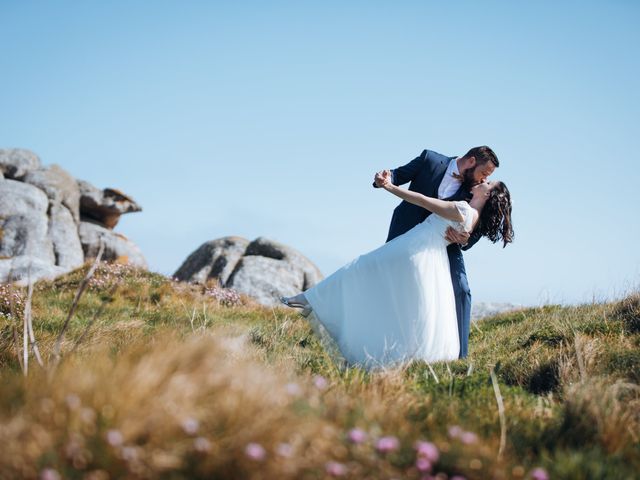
[[0, 262, 638, 479]]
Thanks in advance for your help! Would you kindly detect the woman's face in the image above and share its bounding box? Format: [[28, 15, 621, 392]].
[[471, 180, 495, 199]]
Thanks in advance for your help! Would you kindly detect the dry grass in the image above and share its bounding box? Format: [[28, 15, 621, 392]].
[[0, 264, 638, 479], [0, 333, 339, 479]]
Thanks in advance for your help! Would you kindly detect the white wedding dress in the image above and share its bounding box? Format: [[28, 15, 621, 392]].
[[303, 201, 476, 370]]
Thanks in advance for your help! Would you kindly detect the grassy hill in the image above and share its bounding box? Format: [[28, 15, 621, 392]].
[[0, 262, 638, 479]]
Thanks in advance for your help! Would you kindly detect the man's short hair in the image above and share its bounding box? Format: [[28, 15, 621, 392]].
[[462, 146, 499, 167]]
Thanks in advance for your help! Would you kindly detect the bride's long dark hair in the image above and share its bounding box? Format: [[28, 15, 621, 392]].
[[476, 181, 514, 248]]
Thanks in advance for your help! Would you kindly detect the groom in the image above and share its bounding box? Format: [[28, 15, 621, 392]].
[[372, 146, 499, 358]]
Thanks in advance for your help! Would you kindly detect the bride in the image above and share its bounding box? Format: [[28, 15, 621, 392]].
[[281, 170, 513, 369]]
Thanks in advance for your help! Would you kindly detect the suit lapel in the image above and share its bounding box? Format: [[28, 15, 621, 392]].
[[431, 158, 451, 197]]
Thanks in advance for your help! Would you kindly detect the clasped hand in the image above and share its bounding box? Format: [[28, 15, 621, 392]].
[[373, 169, 470, 245], [374, 169, 391, 188]]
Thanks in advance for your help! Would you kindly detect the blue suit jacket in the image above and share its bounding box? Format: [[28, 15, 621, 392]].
[[380, 150, 480, 249]]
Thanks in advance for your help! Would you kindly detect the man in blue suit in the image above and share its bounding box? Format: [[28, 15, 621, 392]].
[[372, 146, 499, 358]]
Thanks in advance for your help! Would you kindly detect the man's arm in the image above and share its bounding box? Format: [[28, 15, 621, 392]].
[[461, 229, 482, 251], [446, 226, 481, 250], [372, 149, 427, 188]]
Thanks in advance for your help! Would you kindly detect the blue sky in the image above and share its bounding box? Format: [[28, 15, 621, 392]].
[[1, 1, 638, 305]]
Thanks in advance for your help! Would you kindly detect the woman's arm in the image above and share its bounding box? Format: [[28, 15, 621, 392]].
[[378, 174, 464, 223]]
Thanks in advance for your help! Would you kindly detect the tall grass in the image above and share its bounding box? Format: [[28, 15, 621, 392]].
[[0, 263, 638, 479]]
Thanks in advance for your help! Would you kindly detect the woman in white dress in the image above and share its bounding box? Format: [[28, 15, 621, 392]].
[[281, 171, 513, 369]]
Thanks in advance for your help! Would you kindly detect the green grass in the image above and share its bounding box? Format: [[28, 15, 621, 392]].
[[0, 263, 638, 479]]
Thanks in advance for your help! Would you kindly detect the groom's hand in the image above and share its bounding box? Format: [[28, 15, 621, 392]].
[[445, 227, 470, 246]]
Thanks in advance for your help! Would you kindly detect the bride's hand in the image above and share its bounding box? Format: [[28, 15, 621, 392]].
[[374, 170, 391, 188]]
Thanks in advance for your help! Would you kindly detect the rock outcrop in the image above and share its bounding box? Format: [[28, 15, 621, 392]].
[[22, 164, 81, 223], [78, 180, 142, 229], [0, 149, 41, 180], [0, 148, 146, 285], [48, 202, 85, 269], [471, 302, 522, 321], [79, 221, 147, 268], [0, 180, 56, 269], [173, 236, 250, 286], [174, 236, 323, 306]]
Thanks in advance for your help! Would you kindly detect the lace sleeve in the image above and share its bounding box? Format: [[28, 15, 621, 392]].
[[453, 201, 476, 233]]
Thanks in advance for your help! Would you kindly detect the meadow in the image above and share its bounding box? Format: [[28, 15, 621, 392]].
[[0, 261, 638, 479]]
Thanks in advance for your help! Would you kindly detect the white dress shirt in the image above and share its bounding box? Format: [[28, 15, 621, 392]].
[[437, 158, 462, 199]]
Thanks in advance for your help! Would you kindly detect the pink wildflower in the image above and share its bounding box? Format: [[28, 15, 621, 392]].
[[276, 442, 294, 458], [106, 429, 124, 447], [194, 437, 211, 453], [325, 461, 348, 476], [80, 407, 96, 424], [448, 425, 463, 439], [39, 469, 61, 480], [64, 434, 83, 459], [245, 442, 266, 461], [121, 446, 138, 462], [416, 457, 432, 472], [181, 417, 200, 435], [415, 440, 440, 463], [285, 382, 302, 396], [347, 428, 368, 444], [313, 375, 328, 390], [204, 286, 242, 307], [460, 431, 478, 444], [530, 467, 550, 480], [375, 436, 400, 453]]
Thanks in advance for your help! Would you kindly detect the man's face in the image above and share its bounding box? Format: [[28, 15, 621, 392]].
[[464, 160, 496, 186]]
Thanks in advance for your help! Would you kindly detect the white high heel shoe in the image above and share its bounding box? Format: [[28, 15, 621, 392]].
[[279, 296, 313, 318]]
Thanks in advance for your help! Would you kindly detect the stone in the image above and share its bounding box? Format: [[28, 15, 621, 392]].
[[77, 180, 142, 229], [22, 164, 81, 223], [0, 148, 41, 180], [226, 255, 304, 305], [175, 236, 324, 307], [47, 203, 84, 269], [471, 302, 522, 321], [0, 179, 55, 264], [78, 221, 147, 268], [173, 236, 249, 285], [0, 255, 73, 286], [245, 237, 323, 290], [0, 149, 147, 285]]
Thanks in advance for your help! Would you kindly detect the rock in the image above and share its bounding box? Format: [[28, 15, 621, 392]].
[[78, 221, 147, 268], [0, 148, 147, 285], [0, 255, 73, 286], [226, 256, 304, 305], [173, 236, 250, 285], [22, 164, 81, 223], [0, 149, 41, 180], [77, 180, 142, 229], [174, 236, 324, 307], [472, 302, 522, 321], [48, 203, 84, 269], [0, 179, 55, 264], [245, 237, 323, 290]]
